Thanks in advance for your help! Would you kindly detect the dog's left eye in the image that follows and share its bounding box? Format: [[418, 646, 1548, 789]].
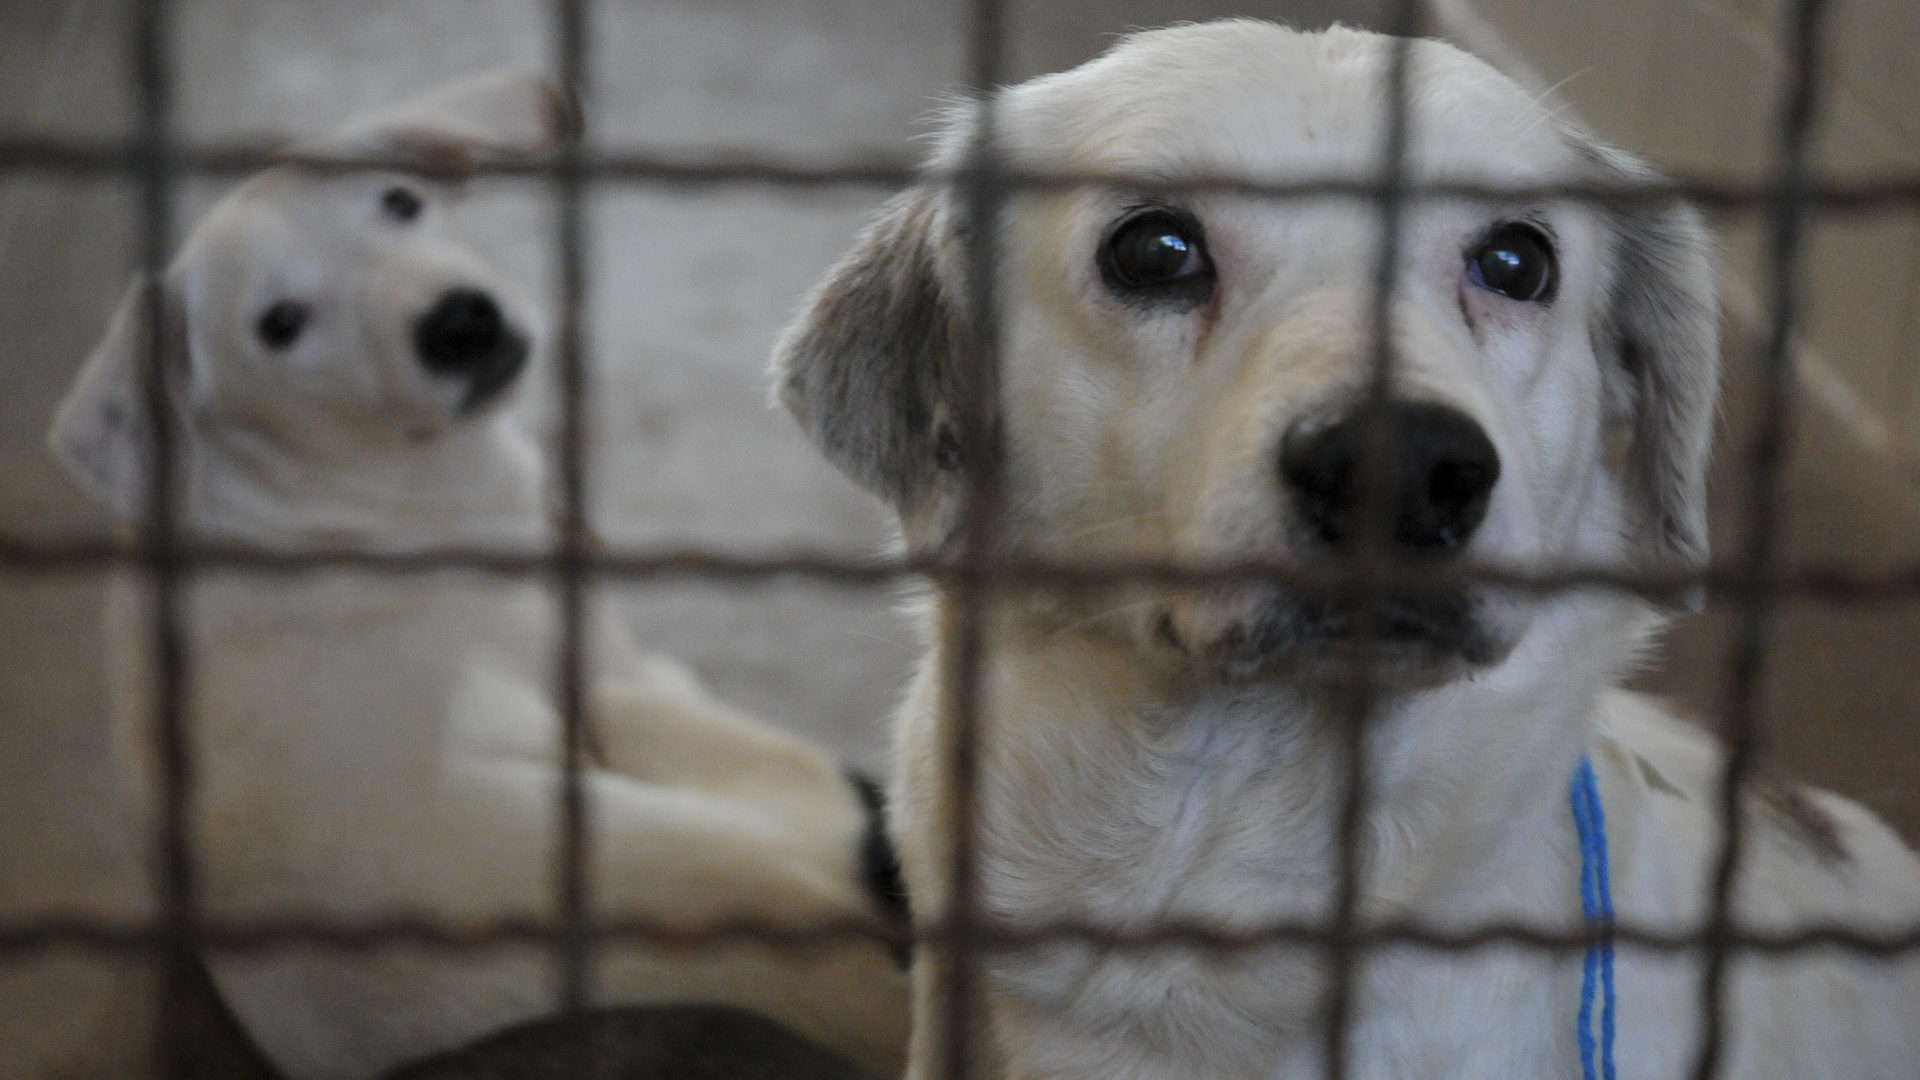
[[1466, 222, 1557, 303], [381, 186, 424, 223], [1099, 207, 1215, 303], [257, 301, 310, 350]]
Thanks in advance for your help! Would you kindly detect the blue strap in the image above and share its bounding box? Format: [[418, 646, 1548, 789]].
[[1571, 756, 1617, 1080]]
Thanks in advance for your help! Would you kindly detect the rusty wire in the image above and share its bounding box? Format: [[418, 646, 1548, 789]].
[[5, 0, 1918, 1077], [6, 910, 1920, 960], [7, 136, 1920, 212], [1320, 4, 1422, 1077], [11, 537, 1920, 605], [931, 3, 1009, 1078], [126, 1, 198, 1077], [550, 0, 595, 1034], [1693, 0, 1830, 1076]]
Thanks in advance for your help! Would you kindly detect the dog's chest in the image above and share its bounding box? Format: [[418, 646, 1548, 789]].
[[964, 688, 1595, 1080], [973, 693, 1352, 1060], [982, 697, 1335, 917], [990, 947, 1578, 1080]]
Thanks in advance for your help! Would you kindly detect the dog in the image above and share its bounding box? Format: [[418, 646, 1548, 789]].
[[772, 20, 1920, 1079], [49, 69, 908, 1080], [380, 1003, 873, 1080]]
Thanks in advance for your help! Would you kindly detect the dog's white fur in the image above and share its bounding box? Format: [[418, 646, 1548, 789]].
[[50, 70, 907, 1080], [774, 21, 1920, 1079]]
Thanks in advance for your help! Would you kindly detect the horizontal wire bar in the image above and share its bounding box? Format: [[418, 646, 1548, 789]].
[[4, 912, 1919, 959], [0, 138, 916, 188], [3, 135, 1920, 210], [8, 535, 1920, 604]]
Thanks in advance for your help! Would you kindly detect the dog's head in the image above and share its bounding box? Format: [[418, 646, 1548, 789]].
[[775, 21, 1716, 688], [49, 68, 571, 523]]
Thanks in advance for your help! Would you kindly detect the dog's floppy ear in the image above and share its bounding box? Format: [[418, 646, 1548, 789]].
[[297, 67, 576, 176], [1583, 140, 1720, 607], [772, 189, 973, 528], [48, 275, 197, 520]]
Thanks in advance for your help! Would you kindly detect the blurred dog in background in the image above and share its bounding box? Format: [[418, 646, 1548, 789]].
[[50, 69, 906, 1080]]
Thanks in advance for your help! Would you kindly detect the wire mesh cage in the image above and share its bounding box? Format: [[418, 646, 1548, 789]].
[[3, 0, 1919, 1078]]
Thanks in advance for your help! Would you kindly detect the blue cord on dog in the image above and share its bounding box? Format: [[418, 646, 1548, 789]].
[[1572, 755, 1617, 1080]]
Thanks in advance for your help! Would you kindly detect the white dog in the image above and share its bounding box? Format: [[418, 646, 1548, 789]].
[[50, 70, 907, 1080], [773, 21, 1920, 1080]]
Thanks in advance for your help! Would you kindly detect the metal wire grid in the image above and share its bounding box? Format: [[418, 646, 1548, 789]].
[[1, 0, 1915, 1077]]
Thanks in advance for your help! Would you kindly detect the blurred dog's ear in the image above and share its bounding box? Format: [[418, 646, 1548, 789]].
[[1580, 138, 1720, 609], [48, 275, 196, 520], [295, 67, 576, 178], [772, 189, 976, 535]]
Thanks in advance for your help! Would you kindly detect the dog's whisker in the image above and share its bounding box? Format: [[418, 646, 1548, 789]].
[[1042, 595, 1168, 642], [1047, 512, 1169, 547], [1527, 67, 1593, 113]]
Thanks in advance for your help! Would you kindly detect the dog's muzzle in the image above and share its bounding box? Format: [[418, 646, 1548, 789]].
[[1207, 400, 1508, 677], [414, 287, 530, 413]]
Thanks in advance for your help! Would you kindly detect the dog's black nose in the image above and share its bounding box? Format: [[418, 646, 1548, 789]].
[[414, 288, 528, 411], [1279, 401, 1500, 552]]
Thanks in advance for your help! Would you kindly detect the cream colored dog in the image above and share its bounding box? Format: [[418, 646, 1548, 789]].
[[50, 70, 906, 1080], [774, 20, 1920, 1080]]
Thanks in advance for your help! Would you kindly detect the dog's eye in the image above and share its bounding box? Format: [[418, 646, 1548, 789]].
[[381, 186, 424, 223], [256, 301, 310, 350], [1099, 207, 1215, 302], [1466, 222, 1556, 303]]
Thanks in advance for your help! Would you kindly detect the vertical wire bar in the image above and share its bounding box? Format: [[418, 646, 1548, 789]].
[[1323, 6, 1420, 1079], [1690, 0, 1828, 1076], [936, 1, 1005, 1078], [132, 1, 196, 1077], [550, 0, 595, 1027]]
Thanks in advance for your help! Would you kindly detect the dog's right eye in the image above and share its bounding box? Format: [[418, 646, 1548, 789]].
[[256, 301, 309, 350], [1099, 207, 1215, 305], [381, 186, 424, 223], [1466, 222, 1557, 303]]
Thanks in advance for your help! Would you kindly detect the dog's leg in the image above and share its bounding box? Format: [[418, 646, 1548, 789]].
[[586, 615, 874, 843], [589, 669, 885, 860], [589, 671, 844, 800], [587, 673, 912, 945], [585, 607, 857, 804]]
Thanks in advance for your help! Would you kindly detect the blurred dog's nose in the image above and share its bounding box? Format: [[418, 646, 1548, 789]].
[[1279, 401, 1500, 552], [416, 288, 506, 372], [414, 288, 527, 411]]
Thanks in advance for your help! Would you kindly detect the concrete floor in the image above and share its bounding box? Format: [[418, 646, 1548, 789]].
[[1, 1, 1915, 1075]]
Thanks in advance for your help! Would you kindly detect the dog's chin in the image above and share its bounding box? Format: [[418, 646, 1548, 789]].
[[1177, 590, 1516, 690]]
